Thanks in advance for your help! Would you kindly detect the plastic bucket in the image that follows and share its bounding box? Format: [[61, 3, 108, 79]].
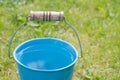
[[13, 38, 78, 80]]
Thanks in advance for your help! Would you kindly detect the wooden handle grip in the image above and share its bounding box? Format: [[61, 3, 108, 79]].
[[30, 11, 64, 21]]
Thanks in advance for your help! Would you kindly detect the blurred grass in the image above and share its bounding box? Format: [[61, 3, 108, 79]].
[[0, 0, 120, 80]]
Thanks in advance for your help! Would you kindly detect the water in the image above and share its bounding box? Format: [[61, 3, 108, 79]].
[[19, 46, 74, 70]]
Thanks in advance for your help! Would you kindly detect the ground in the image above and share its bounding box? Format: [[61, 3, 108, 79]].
[[0, 0, 120, 80]]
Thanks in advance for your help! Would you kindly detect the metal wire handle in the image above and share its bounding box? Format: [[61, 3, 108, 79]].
[[8, 16, 82, 58], [8, 16, 29, 58], [64, 18, 82, 58]]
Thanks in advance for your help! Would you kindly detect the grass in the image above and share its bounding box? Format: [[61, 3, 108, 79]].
[[0, 0, 120, 80]]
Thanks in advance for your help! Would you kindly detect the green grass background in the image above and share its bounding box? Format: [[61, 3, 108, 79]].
[[0, 0, 120, 80]]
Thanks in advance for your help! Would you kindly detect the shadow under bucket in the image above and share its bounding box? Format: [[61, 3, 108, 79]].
[[13, 38, 78, 80]]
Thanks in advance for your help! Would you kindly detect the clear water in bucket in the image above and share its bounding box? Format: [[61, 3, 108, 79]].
[[18, 45, 75, 71]]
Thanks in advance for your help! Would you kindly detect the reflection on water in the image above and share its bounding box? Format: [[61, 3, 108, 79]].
[[27, 61, 45, 69]]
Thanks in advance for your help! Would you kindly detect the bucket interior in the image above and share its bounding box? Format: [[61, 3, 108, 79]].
[[14, 38, 78, 71]]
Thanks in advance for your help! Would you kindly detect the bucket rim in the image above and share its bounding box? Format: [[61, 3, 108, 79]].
[[13, 38, 78, 72]]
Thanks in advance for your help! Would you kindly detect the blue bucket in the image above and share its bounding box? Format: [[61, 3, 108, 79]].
[[13, 38, 78, 80]]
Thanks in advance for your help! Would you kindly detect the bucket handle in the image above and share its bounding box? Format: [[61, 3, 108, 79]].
[[8, 16, 29, 58], [63, 18, 82, 58], [8, 11, 82, 58]]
